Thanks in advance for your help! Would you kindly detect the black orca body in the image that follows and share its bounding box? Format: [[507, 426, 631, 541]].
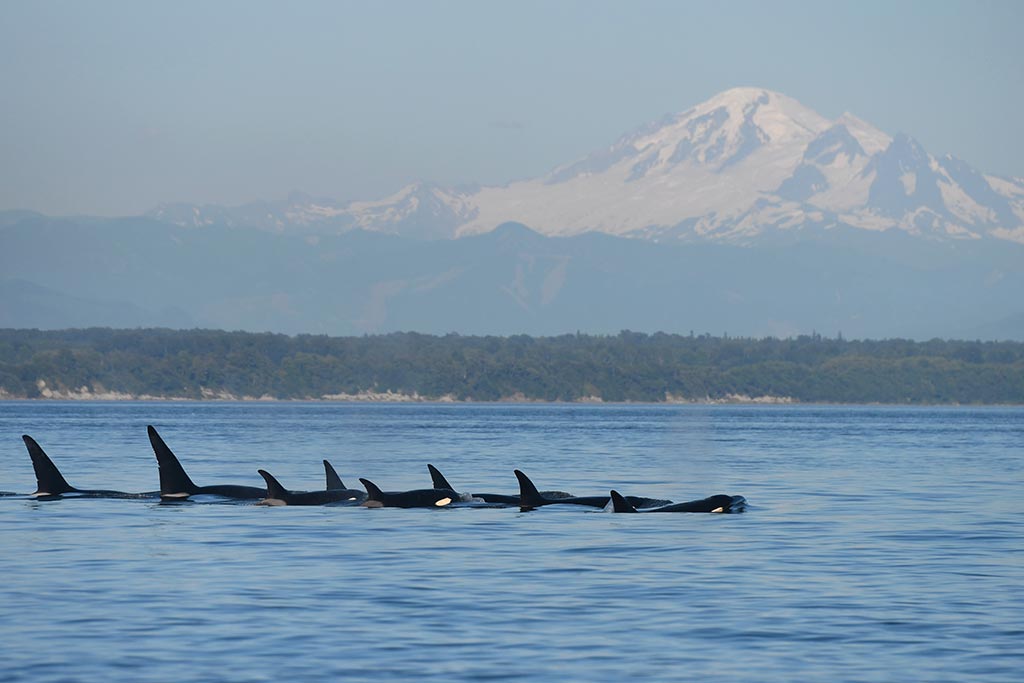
[[147, 425, 265, 500], [515, 469, 672, 511], [22, 435, 157, 499], [427, 464, 573, 506], [258, 469, 366, 506], [427, 463, 515, 504], [360, 478, 458, 509], [609, 489, 747, 513]]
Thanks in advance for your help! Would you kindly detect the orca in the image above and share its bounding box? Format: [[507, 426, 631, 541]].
[[147, 425, 265, 500], [22, 434, 157, 499], [515, 469, 672, 511], [609, 489, 747, 513], [427, 463, 573, 506], [258, 469, 366, 506], [323, 460, 347, 490], [359, 478, 458, 509]]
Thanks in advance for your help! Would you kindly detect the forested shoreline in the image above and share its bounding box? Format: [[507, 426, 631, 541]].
[[1, 328, 1023, 404]]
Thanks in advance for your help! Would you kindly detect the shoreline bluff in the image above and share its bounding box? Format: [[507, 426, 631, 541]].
[[0, 384, 793, 405]]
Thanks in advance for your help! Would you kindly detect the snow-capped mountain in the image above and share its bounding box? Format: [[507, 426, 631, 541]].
[[148, 191, 353, 232], [148, 87, 1024, 245]]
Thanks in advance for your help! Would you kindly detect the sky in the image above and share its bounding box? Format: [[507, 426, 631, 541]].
[[1, 0, 1021, 216]]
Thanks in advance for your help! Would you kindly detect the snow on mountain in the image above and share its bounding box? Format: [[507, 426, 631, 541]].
[[342, 183, 479, 239], [148, 191, 352, 232], [455, 88, 834, 239], [457, 87, 1024, 245], [835, 112, 891, 155], [147, 87, 1024, 246]]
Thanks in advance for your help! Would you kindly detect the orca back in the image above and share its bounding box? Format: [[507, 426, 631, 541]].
[[359, 478, 455, 508], [675, 494, 745, 513], [21, 435, 151, 498], [514, 469, 547, 509], [147, 425, 199, 498], [623, 493, 747, 513], [609, 490, 639, 513], [471, 492, 521, 505], [323, 460, 346, 490], [258, 469, 288, 503], [360, 478, 385, 504], [427, 464, 456, 492], [23, 435, 77, 496]]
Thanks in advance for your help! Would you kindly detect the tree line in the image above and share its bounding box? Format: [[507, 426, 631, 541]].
[[1, 328, 1022, 404]]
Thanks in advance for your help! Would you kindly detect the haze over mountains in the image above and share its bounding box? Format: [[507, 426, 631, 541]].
[[3, 88, 1023, 340], [149, 88, 1024, 246]]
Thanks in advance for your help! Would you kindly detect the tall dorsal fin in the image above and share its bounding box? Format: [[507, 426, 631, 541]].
[[22, 435, 77, 495], [609, 490, 639, 513], [258, 469, 288, 501], [359, 478, 384, 501], [427, 464, 455, 491], [147, 425, 198, 496], [323, 460, 346, 490], [514, 469, 546, 508]]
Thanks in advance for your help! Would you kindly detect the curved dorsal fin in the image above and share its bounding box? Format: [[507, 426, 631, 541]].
[[514, 469, 545, 508], [323, 460, 346, 490], [609, 490, 638, 513], [22, 435, 77, 495], [359, 478, 384, 501], [258, 469, 288, 500], [147, 425, 198, 496], [427, 464, 455, 491]]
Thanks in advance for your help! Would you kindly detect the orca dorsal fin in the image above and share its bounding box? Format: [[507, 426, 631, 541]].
[[359, 478, 384, 501], [514, 469, 546, 508], [323, 460, 346, 490], [427, 464, 455, 491], [22, 435, 77, 495], [258, 469, 288, 500], [609, 490, 639, 513], [147, 425, 198, 496]]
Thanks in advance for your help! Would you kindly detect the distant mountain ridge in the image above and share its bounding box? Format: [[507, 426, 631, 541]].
[[4, 87, 1024, 340], [2, 216, 1023, 340], [147, 87, 1024, 245]]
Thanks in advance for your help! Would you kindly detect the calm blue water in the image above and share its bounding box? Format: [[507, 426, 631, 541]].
[[0, 402, 1021, 682]]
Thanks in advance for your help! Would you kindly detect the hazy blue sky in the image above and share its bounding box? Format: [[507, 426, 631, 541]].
[[2, 0, 1021, 216]]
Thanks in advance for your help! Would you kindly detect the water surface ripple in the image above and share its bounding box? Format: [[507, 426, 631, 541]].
[[0, 402, 1021, 681]]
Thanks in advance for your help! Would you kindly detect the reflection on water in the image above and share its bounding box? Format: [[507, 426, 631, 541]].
[[0, 402, 1021, 681]]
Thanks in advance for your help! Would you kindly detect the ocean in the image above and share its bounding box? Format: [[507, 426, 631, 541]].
[[0, 401, 1021, 682]]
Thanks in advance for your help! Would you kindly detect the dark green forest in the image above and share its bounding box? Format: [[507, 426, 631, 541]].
[[1, 328, 1023, 404]]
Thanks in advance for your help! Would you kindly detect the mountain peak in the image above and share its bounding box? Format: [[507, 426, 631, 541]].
[[626, 87, 831, 172], [696, 86, 810, 117], [452, 88, 1023, 243], [140, 88, 1024, 247], [698, 86, 775, 110], [540, 87, 832, 191], [488, 221, 544, 247], [835, 112, 891, 155], [687, 87, 831, 142]]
